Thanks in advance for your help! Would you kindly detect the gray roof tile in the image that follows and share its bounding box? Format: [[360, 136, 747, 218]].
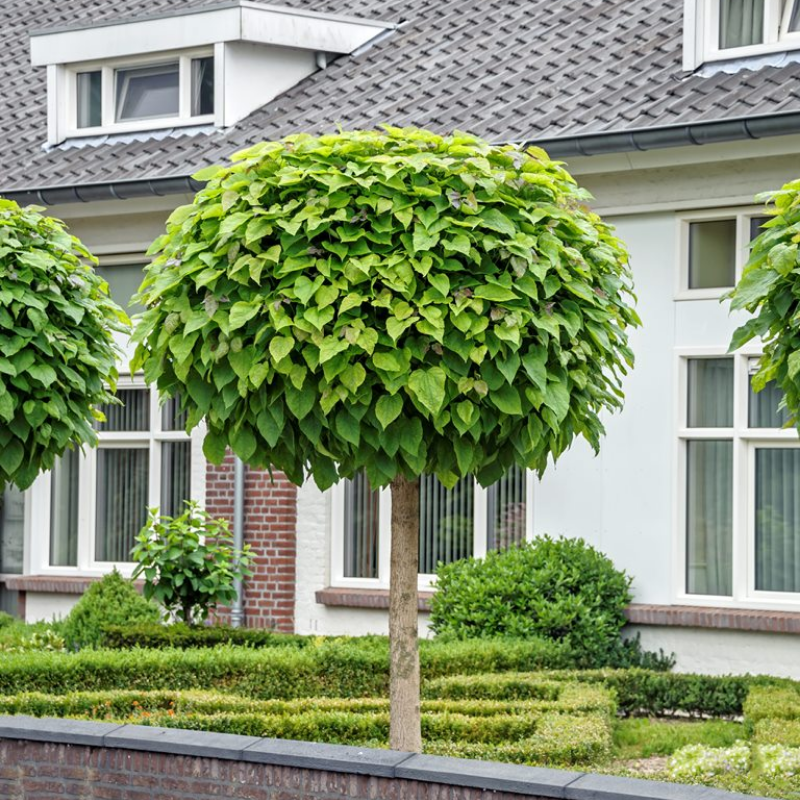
[[2, 0, 800, 193]]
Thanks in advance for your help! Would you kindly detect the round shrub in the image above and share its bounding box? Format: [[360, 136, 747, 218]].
[[62, 569, 160, 650], [0, 199, 126, 490], [429, 536, 632, 664]]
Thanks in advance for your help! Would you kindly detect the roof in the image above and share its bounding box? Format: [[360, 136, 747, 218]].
[[4, 0, 800, 196]]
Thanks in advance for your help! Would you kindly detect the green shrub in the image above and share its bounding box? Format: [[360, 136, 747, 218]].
[[132, 503, 254, 625], [754, 719, 800, 747], [0, 612, 15, 629], [101, 623, 310, 650], [429, 536, 636, 666], [0, 637, 571, 698], [744, 686, 800, 723], [61, 570, 160, 650]]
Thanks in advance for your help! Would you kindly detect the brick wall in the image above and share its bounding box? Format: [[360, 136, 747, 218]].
[[205, 453, 297, 632], [0, 718, 727, 800]]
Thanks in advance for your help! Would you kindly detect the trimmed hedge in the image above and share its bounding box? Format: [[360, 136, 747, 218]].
[[101, 623, 310, 650], [744, 686, 800, 723], [426, 670, 783, 718], [0, 638, 571, 698]]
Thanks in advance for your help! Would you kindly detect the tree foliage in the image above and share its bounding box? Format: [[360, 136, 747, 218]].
[[728, 180, 800, 423], [0, 200, 126, 490], [132, 128, 638, 490]]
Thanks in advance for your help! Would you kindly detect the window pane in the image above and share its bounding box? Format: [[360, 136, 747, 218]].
[[95, 448, 149, 562], [687, 358, 734, 427], [686, 440, 733, 596], [749, 378, 790, 428], [0, 485, 24, 574], [789, 0, 800, 30], [749, 215, 770, 242], [94, 263, 145, 314], [50, 450, 79, 567], [689, 220, 736, 289], [487, 466, 527, 550], [161, 394, 188, 432], [419, 475, 473, 574], [755, 448, 800, 592], [96, 388, 150, 432], [76, 71, 102, 129], [343, 472, 380, 579], [115, 63, 179, 122], [161, 442, 191, 518], [719, 0, 764, 48], [191, 57, 214, 116]]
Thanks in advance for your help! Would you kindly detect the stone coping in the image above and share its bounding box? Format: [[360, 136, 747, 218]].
[[3, 575, 143, 594], [0, 716, 768, 800], [316, 588, 800, 635]]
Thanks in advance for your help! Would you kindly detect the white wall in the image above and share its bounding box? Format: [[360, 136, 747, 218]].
[[25, 593, 80, 623]]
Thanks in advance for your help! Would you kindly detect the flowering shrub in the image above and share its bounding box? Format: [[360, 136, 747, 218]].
[[758, 744, 800, 778], [668, 742, 751, 780]]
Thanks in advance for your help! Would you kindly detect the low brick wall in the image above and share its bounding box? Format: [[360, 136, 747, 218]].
[[0, 717, 762, 800]]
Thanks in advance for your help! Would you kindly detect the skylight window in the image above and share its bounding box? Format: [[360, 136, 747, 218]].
[[68, 50, 214, 136]]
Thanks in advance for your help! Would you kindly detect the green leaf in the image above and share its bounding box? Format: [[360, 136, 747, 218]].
[[429, 274, 450, 298], [789, 351, 800, 380], [229, 301, 261, 330], [285, 383, 316, 419], [28, 364, 57, 388], [269, 336, 295, 363], [543, 380, 570, 422], [231, 425, 257, 461], [335, 410, 360, 446], [730, 268, 780, 310], [479, 208, 516, 236], [473, 284, 518, 302], [413, 225, 439, 252], [373, 351, 404, 372], [408, 367, 447, 415], [0, 439, 23, 476], [203, 430, 228, 464], [256, 410, 281, 447], [376, 394, 403, 429], [491, 383, 522, 415]]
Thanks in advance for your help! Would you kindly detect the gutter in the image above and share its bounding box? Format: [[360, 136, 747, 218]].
[[3, 111, 800, 205]]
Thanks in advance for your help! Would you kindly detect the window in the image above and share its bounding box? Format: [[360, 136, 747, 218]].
[[334, 467, 531, 588], [47, 381, 194, 570], [680, 353, 800, 606], [70, 50, 214, 136], [688, 0, 800, 67], [678, 210, 768, 298]]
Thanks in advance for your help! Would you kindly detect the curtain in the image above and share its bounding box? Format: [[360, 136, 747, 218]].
[[161, 442, 191, 518], [755, 448, 800, 593], [749, 379, 790, 428], [0, 485, 25, 574], [686, 440, 733, 595], [688, 358, 733, 428], [96, 388, 149, 432], [191, 57, 215, 117], [76, 71, 101, 129], [719, 0, 765, 49], [487, 465, 527, 550], [161, 393, 188, 432], [95, 448, 149, 562], [343, 472, 380, 579], [50, 450, 79, 567], [419, 475, 474, 574]]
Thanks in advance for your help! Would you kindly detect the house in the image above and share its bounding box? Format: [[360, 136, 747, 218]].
[[1, 0, 800, 676]]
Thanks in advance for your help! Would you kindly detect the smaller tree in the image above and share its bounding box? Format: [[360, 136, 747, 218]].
[[0, 199, 127, 489], [131, 502, 255, 625], [728, 179, 800, 420]]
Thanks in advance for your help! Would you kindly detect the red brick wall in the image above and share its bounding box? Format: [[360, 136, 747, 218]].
[[205, 453, 297, 632]]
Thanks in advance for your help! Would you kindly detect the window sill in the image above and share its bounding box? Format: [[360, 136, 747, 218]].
[[3, 575, 143, 595], [316, 590, 800, 634], [316, 587, 434, 612]]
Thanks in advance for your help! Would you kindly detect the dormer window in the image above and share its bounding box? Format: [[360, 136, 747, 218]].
[[30, 0, 394, 146], [685, 0, 800, 69], [70, 52, 214, 136]]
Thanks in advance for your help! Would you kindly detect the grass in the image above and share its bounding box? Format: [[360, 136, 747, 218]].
[[612, 718, 744, 761]]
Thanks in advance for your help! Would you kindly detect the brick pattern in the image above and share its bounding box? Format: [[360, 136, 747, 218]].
[[0, 740, 548, 800], [624, 604, 800, 634], [205, 454, 298, 632]]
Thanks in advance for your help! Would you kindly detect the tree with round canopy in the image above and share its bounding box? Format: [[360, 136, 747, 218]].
[[131, 127, 639, 751], [0, 199, 126, 491]]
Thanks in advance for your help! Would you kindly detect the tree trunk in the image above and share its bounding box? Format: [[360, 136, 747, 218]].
[[389, 473, 422, 752]]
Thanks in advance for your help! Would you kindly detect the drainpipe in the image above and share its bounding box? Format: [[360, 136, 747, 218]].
[[230, 456, 246, 628]]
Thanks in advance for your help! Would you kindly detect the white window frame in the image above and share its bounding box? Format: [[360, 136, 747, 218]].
[[330, 472, 536, 591], [675, 206, 765, 301], [27, 375, 206, 578], [675, 347, 800, 611], [685, 0, 800, 69], [62, 47, 215, 140]]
